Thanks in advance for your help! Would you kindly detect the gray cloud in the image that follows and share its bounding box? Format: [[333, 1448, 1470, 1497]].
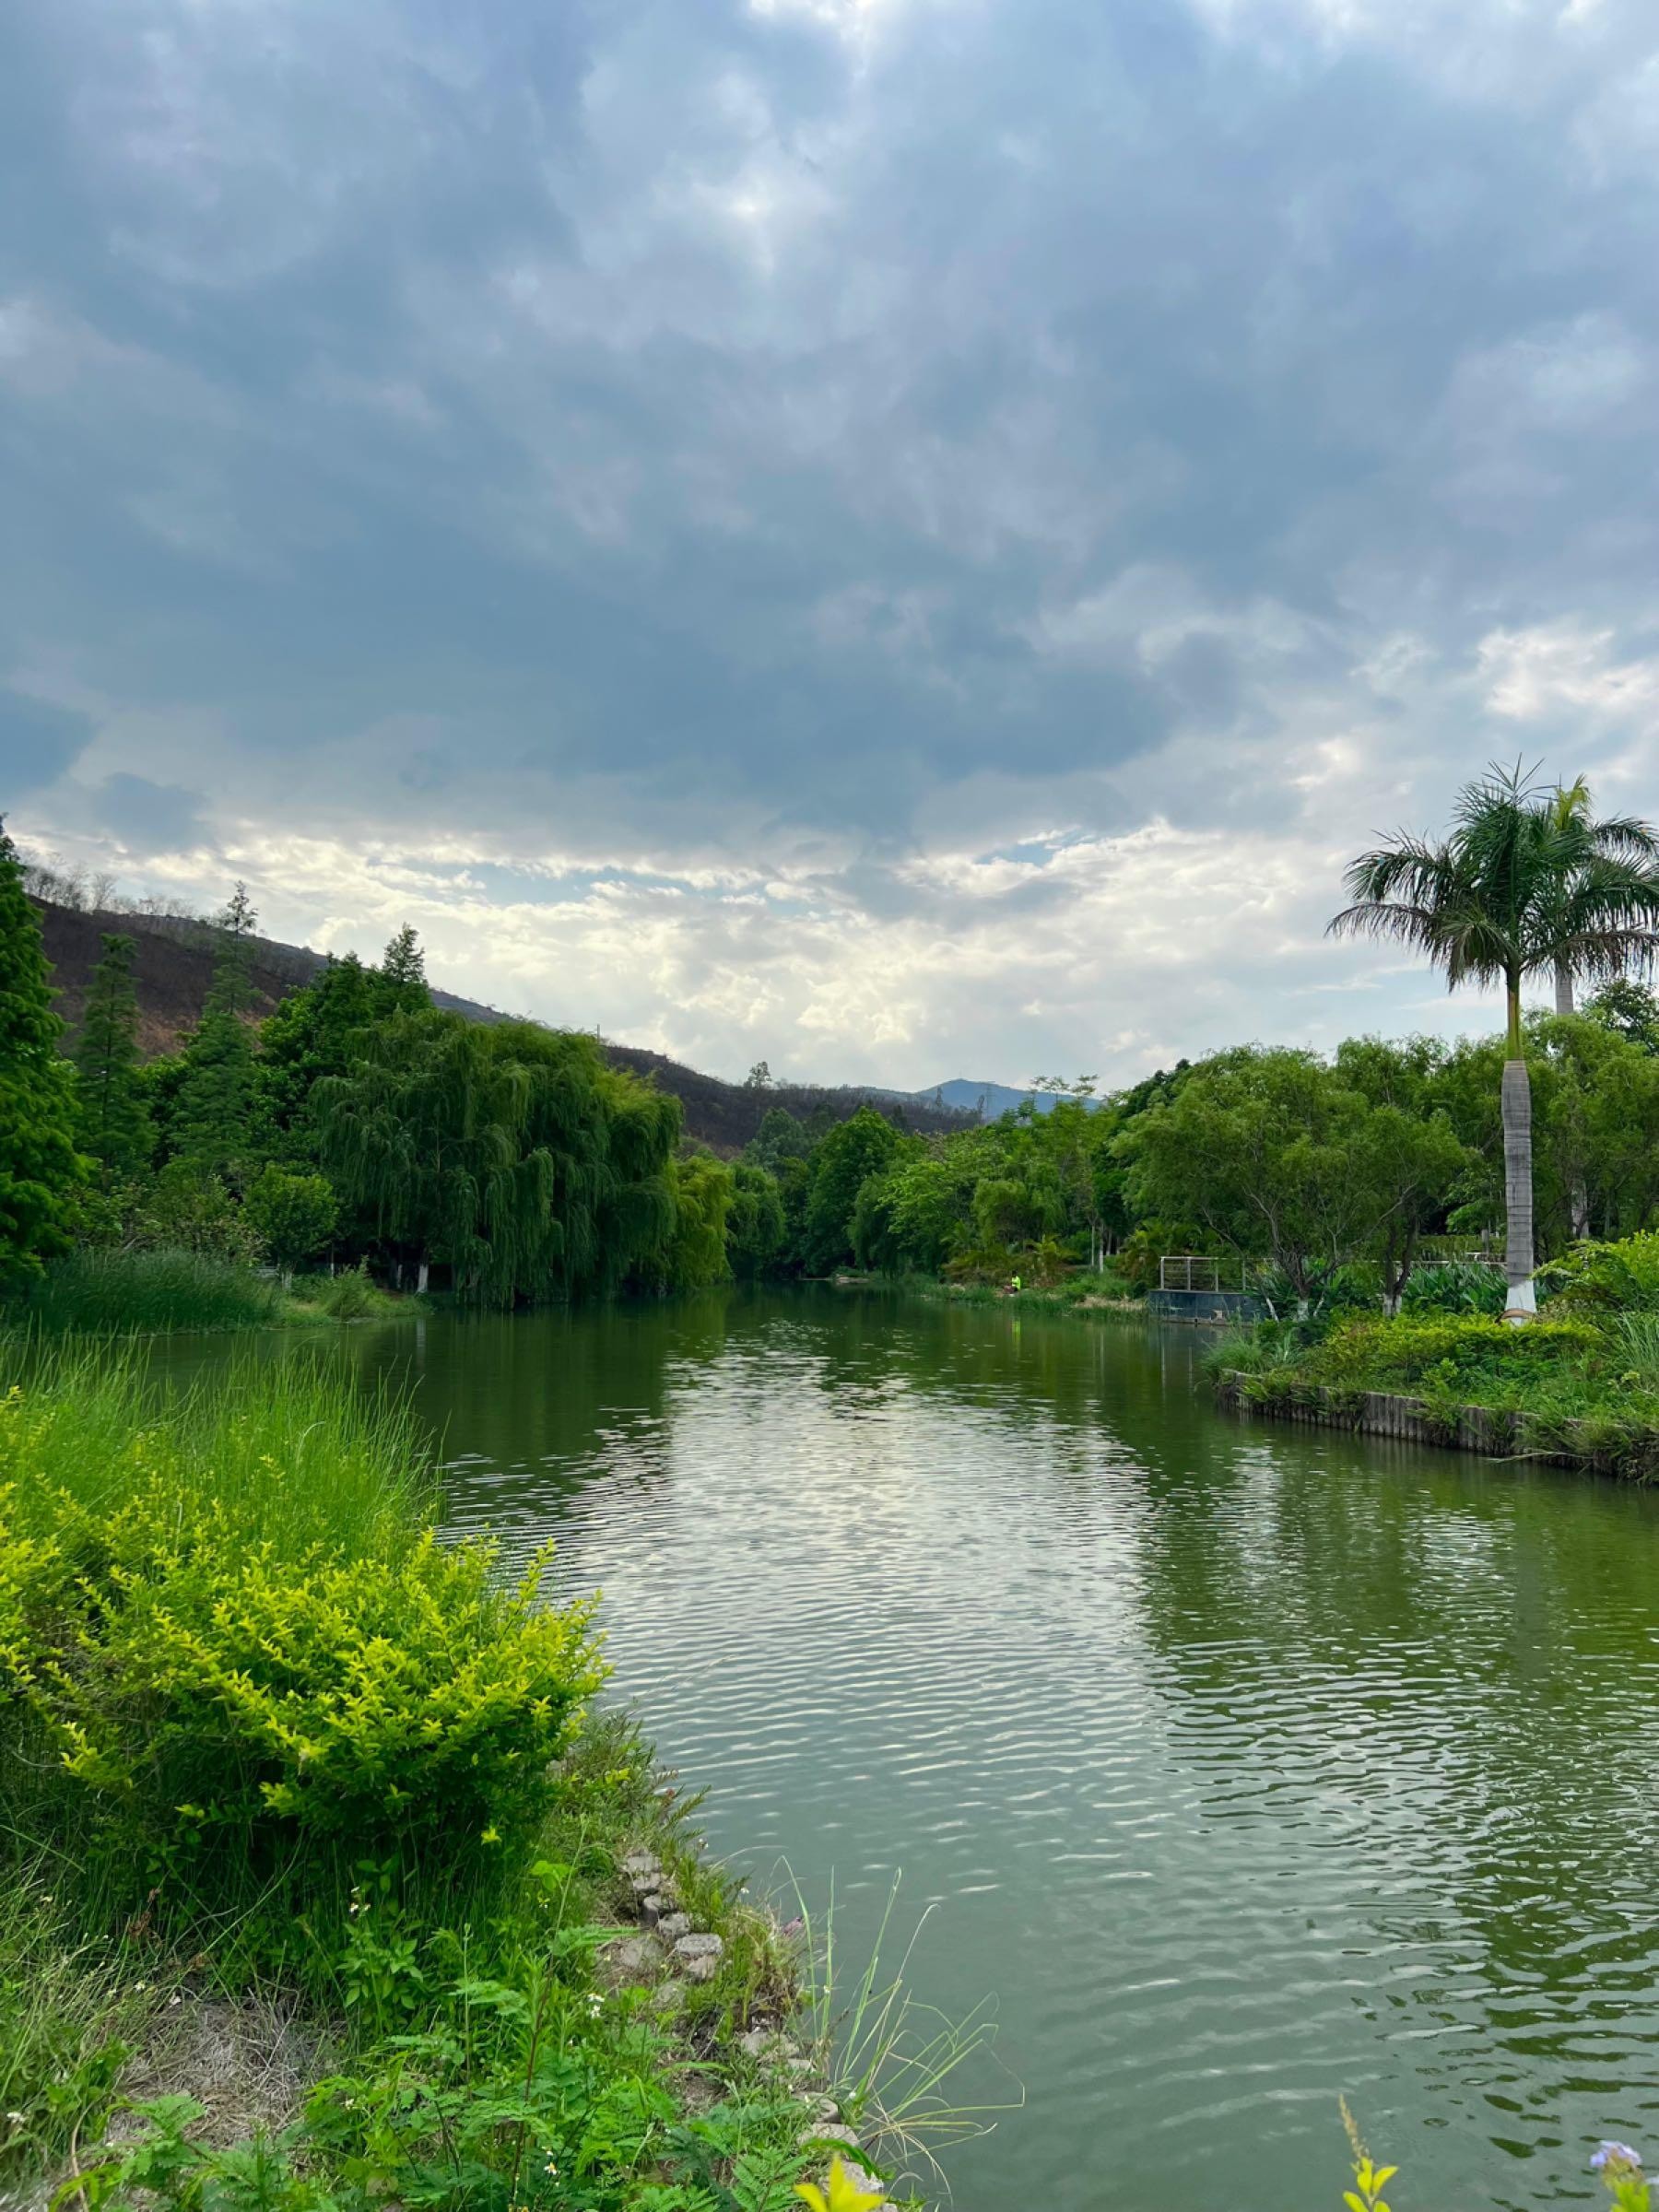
[[91, 772, 208, 852], [6, 0, 1659, 1080], [0, 692, 90, 794]]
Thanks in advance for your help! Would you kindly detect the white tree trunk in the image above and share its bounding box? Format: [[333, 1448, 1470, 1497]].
[[416, 1259, 429, 1294], [1502, 1054, 1535, 1322], [1555, 962, 1574, 1018]]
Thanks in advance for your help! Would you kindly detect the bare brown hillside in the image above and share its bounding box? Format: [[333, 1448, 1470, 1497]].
[[35, 899, 971, 1153]]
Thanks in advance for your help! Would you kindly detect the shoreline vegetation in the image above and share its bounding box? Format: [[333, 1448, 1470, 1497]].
[[0, 1345, 981, 2211], [6, 833, 1659, 2201], [1208, 1296, 1659, 1484], [6, 1248, 427, 1338]]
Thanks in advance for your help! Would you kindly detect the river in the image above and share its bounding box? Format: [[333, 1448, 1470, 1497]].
[[166, 1288, 1659, 2210]]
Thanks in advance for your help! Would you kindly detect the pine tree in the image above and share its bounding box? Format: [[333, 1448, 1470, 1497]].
[[257, 953, 376, 1163], [379, 925, 429, 1011], [0, 820, 85, 1288], [172, 884, 260, 1176], [74, 933, 150, 1182]]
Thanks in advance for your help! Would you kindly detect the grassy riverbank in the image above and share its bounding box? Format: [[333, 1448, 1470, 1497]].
[[0, 1347, 942, 2209], [1214, 1312, 1659, 1480], [5, 1249, 421, 1336]]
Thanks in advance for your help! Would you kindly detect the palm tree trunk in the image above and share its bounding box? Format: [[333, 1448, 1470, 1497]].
[[1554, 960, 1574, 1018], [1502, 980, 1535, 1320]]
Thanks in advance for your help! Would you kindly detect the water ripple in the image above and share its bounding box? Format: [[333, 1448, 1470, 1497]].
[[329, 1292, 1659, 2211]]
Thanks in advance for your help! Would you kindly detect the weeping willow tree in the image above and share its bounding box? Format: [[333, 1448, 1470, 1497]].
[[318, 1011, 680, 1302]]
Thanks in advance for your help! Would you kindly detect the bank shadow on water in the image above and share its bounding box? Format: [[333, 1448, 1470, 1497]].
[[149, 1288, 1659, 2212]]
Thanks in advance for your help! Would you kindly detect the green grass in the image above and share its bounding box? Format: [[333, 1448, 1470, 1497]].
[[288, 1261, 419, 1324], [11, 1247, 291, 1334], [0, 1338, 433, 1563], [6, 1248, 426, 1338], [0, 1871, 135, 2188]]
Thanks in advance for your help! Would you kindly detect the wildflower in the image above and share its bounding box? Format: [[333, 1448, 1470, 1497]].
[[480, 1826, 501, 1845], [544, 2159, 559, 2177], [1593, 2146, 1643, 2174], [794, 2154, 886, 2212]]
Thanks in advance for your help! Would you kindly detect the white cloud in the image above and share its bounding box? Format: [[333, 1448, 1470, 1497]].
[[1476, 619, 1659, 720]]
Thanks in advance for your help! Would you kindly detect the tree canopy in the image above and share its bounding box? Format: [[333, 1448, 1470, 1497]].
[[0, 824, 84, 1290], [73, 933, 149, 1184]]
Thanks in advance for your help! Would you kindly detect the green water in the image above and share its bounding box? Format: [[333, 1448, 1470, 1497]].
[[171, 1289, 1659, 2208]]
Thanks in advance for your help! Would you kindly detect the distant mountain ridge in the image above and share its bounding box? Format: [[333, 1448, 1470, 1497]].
[[900, 1078, 1078, 1119]]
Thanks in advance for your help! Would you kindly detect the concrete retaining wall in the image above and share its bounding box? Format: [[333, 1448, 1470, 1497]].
[[1215, 1374, 1659, 1481]]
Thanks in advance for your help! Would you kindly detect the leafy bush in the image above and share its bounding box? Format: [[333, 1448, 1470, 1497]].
[[306, 1261, 386, 1321], [126, 1162, 266, 1265], [0, 1354, 601, 1920], [3, 1494, 599, 1879], [1400, 1259, 1507, 1318], [1305, 1313, 1602, 1393], [244, 1165, 339, 1277], [1542, 1229, 1659, 1312]]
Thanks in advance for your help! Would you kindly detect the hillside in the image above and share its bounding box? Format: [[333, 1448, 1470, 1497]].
[[35, 899, 975, 1153]]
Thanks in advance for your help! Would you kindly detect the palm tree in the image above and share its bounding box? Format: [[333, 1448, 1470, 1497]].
[[1329, 762, 1659, 1319], [1543, 777, 1659, 1015]]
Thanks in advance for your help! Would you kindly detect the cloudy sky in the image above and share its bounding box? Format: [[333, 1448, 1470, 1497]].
[[5, 0, 1659, 1088]]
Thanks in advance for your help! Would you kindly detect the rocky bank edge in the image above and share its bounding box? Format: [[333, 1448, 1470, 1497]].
[[611, 1841, 905, 2206]]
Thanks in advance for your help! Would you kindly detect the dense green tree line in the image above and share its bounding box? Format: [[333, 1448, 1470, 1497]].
[[0, 827, 798, 1305], [10, 768, 1659, 1314], [779, 1006, 1659, 1306]]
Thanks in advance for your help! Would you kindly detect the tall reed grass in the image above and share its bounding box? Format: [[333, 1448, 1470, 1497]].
[[9, 1248, 288, 1335], [0, 1339, 434, 1565]]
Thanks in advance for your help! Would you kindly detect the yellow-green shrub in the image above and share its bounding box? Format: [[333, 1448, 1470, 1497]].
[[0, 1470, 604, 1890]]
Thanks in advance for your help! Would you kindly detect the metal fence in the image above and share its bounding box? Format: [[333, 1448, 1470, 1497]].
[[1414, 1235, 1502, 1265], [1157, 1254, 1249, 1294]]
